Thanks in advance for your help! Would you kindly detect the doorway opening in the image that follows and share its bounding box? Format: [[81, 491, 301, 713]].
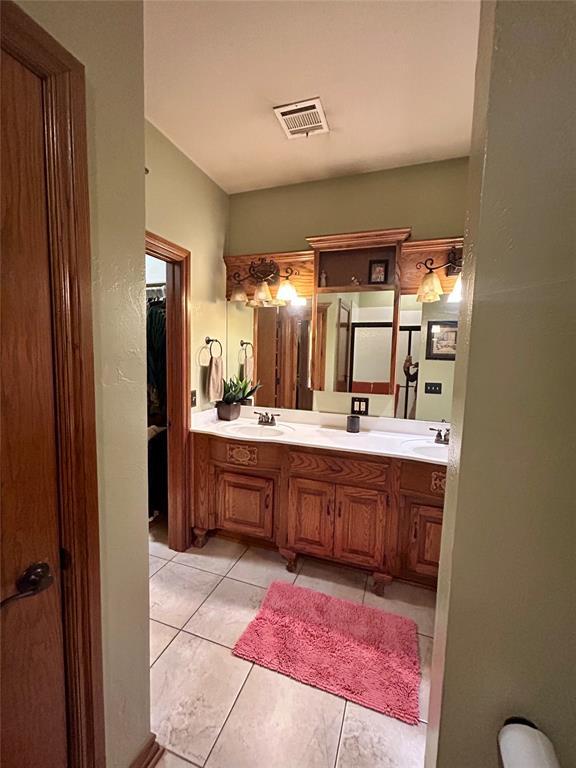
[[145, 231, 191, 553]]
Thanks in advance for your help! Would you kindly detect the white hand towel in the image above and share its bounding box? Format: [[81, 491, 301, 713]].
[[208, 355, 223, 402]]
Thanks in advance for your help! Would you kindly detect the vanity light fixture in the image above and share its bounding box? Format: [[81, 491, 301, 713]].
[[229, 257, 300, 306], [447, 272, 463, 303], [229, 282, 248, 303], [253, 280, 273, 303], [276, 275, 299, 304], [416, 246, 463, 303]]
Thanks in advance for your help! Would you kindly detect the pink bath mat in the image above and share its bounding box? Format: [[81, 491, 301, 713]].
[[233, 581, 420, 724]]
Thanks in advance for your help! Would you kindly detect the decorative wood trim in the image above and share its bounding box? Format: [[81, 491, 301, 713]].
[[146, 231, 191, 552], [2, 3, 105, 765], [306, 227, 412, 250], [400, 236, 463, 254], [146, 229, 189, 262], [226, 443, 258, 466], [129, 734, 164, 768], [430, 471, 447, 494]]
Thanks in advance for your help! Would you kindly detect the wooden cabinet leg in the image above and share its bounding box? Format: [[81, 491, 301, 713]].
[[193, 527, 208, 548], [371, 571, 393, 596], [279, 548, 298, 573]]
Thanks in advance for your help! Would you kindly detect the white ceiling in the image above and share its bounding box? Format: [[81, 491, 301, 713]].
[[145, 1, 480, 194]]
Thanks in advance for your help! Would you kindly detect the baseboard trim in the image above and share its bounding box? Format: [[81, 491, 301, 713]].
[[130, 734, 164, 768]]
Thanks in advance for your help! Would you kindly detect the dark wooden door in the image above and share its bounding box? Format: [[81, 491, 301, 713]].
[[334, 485, 386, 568], [254, 307, 278, 407], [217, 471, 274, 539], [287, 478, 335, 557], [401, 496, 443, 584], [1, 48, 69, 767]]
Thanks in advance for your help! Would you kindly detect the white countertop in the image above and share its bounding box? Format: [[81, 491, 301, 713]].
[[190, 407, 449, 466]]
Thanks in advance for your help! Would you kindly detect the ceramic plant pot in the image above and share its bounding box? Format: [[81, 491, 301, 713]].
[[216, 401, 241, 421]]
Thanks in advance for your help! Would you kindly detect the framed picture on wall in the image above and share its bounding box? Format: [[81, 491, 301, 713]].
[[426, 320, 458, 360], [368, 259, 389, 285]]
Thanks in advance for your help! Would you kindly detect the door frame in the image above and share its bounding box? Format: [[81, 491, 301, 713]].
[[145, 231, 191, 551], [1, 2, 104, 765]]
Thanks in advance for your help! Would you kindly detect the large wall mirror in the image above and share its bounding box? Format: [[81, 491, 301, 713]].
[[224, 232, 461, 423]]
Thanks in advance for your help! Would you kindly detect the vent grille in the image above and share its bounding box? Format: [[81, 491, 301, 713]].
[[273, 98, 329, 139]]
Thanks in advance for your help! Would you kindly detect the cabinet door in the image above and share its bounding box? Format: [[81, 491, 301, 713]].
[[287, 477, 334, 557], [402, 497, 443, 583], [216, 471, 274, 540], [333, 485, 386, 568]]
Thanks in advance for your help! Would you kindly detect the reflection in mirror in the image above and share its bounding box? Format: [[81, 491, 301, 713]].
[[313, 292, 457, 421], [313, 290, 397, 416], [226, 301, 315, 410], [226, 292, 458, 422]]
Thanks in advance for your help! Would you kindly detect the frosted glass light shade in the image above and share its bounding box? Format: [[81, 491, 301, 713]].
[[253, 280, 272, 303], [447, 273, 463, 303], [276, 278, 298, 303], [230, 283, 248, 303], [416, 270, 444, 303]]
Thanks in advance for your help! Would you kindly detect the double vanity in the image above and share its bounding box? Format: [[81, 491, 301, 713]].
[[190, 409, 448, 592]]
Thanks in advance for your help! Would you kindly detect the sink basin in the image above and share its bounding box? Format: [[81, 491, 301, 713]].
[[223, 423, 292, 438], [401, 438, 448, 460]]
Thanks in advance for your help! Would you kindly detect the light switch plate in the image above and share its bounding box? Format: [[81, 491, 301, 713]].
[[351, 396, 369, 415], [424, 382, 442, 395]]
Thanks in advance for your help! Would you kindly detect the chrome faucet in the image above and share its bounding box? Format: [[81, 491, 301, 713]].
[[255, 411, 280, 426], [429, 426, 450, 445]]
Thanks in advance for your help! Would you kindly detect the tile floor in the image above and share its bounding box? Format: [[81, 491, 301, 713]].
[[148, 522, 436, 768]]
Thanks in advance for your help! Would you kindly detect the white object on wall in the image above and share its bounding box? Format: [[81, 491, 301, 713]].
[[498, 722, 561, 768]]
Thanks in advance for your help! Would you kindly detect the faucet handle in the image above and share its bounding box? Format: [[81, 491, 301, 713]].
[[429, 427, 443, 443]]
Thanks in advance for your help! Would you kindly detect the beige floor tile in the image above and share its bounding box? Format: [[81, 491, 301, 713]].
[[206, 665, 344, 768], [149, 562, 221, 628], [418, 634, 433, 723], [295, 559, 367, 603], [150, 620, 178, 666], [156, 751, 198, 767], [336, 703, 427, 768], [173, 537, 247, 576], [149, 522, 178, 561], [150, 555, 167, 577], [183, 578, 265, 648], [151, 633, 251, 766], [226, 546, 298, 589], [364, 581, 436, 636]]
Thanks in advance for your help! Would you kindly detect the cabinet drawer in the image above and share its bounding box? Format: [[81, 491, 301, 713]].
[[289, 450, 389, 489], [210, 437, 282, 469], [400, 460, 446, 498]]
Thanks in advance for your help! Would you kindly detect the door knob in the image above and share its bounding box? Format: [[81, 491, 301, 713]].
[[0, 562, 54, 610]]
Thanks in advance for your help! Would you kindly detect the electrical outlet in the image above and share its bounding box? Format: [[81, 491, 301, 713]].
[[424, 382, 442, 395], [191, 390, 197, 407], [351, 396, 369, 416]]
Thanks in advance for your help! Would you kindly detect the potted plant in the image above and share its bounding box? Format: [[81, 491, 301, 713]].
[[216, 377, 261, 421]]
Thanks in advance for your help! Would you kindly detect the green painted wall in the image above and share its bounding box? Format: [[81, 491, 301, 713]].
[[145, 122, 230, 411], [228, 157, 469, 255]]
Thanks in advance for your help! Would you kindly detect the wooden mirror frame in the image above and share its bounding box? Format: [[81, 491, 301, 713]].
[[307, 228, 411, 395]]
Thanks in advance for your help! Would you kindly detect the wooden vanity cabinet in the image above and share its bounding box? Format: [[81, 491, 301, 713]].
[[287, 477, 334, 557], [334, 485, 386, 568], [216, 470, 274, 540], [191, 434, 446, 590], [395, 460, 447, 587]]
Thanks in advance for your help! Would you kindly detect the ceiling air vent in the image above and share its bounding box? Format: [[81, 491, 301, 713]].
[[273, 98, 329, 139]]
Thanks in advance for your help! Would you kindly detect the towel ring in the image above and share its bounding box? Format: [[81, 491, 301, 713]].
[[240, 339, 254, 358], [205, 336, 223, 357]]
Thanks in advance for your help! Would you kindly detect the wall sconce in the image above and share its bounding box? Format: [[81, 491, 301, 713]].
[[230, 257, 300, 306], [416, 247, 463, 303]]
